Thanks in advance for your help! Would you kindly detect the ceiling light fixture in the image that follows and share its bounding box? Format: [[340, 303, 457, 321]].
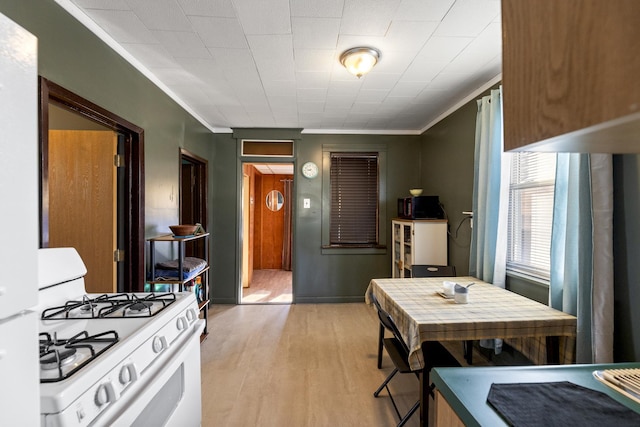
[[339, 47, 380, 78]]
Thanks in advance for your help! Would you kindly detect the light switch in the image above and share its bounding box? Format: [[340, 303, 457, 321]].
[[303, 198, 310, 208]]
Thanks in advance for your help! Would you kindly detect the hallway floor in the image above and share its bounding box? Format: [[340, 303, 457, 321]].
[[242, 269, 292, 303]]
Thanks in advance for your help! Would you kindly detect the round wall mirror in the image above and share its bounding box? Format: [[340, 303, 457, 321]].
[[266, 190, 284, 211]]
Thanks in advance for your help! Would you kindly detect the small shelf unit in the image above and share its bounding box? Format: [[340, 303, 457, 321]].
[[391, 219, 447, 278], [147, 232, 210, 341]]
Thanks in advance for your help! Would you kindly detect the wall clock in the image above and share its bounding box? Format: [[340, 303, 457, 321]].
[[301, 161, 318, 179]]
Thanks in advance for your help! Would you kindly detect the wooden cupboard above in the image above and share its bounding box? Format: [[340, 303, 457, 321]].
[[502, 0, 640, 153]]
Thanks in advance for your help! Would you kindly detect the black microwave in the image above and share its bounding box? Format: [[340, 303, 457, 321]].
[[397, 196, 444, 219]]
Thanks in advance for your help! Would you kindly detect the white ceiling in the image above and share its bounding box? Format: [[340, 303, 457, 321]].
[[252, 163, 294, 175], [57, 0, 502, 134]]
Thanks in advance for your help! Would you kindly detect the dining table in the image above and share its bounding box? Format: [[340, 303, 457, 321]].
[[365, 276, 577, 426]]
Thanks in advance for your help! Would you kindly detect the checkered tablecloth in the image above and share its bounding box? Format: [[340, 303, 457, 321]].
[[365, 277, 577, 370]]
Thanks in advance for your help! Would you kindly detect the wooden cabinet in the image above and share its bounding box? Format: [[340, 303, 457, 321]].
[[502, 0, 640, 153], [391, 219, 447, 278], [434, 390, 465, 427], [147, 232, 210, 341]]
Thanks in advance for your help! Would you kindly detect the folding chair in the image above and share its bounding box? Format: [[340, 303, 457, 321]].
[[377, 265, 463, 369], [410, 265, 474, 364], [411, 265, 456, 278], [370, 292, 459, 426]]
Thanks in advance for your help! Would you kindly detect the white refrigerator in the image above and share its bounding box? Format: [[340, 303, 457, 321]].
[[0, 11, 40, 426]]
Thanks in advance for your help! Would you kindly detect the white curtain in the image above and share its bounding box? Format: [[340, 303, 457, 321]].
[[469, 87, 510, 287], [550, 153, 613, 363], [469, 88, 510, 353]]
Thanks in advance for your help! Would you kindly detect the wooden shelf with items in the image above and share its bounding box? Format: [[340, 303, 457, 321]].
[[147, 232, 210, 342], [391, 219, 447, 278]]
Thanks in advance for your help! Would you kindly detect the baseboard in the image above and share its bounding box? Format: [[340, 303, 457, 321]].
[[210, 297, 237, 304], [294, 296, 365, 304]]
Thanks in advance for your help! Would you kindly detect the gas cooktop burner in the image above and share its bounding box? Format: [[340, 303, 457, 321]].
[[40, 348, 77, 370], [129, 301, 153, 312], [39, 330, 119, 383], [80, 302, 97, 312], [41, 292, 177, 319]]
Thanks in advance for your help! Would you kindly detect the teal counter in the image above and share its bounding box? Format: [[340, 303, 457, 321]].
[[431, 363, 640, 426]]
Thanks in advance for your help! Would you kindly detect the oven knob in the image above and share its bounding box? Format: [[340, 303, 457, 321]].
[[119, 364, 138, 385], [176, 316, 188, 331], [152, 336, 167, 353], [95, 382, 116, 407], [185, 308, 197, 322]]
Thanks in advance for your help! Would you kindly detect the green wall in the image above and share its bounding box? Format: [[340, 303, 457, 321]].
[[210, 134, 238, 303], [210, 133, 422, 303], [294, 134, 421, 303], [0, 0, 216, 267], [420, 101, 478, 276]]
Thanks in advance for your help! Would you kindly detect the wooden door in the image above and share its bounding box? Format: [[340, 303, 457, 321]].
[[48, 130, 117, 293], [255, 173, 290, 269]]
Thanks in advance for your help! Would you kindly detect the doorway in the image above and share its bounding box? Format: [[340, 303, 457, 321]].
[[241, 162, 293, 304], [40, 78, 145, 292], [180, 148, 208, 257]]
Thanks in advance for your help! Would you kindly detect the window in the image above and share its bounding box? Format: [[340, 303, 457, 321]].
[[321, 144, 387, 253], [329, 152, 379, 245], [241, 139, 294, 156], [506, 152, 557, 281]]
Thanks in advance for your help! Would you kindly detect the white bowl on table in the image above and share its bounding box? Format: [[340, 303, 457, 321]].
[[442, 281, 456, 298]]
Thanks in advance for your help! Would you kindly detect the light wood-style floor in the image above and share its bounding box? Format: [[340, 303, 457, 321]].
[[242, 269, 292, 304], [200, 303, 491, 426], [200, 303, 417, 426]]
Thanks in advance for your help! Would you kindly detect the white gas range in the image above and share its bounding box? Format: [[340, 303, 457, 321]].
[[37, 248, 205, 427]]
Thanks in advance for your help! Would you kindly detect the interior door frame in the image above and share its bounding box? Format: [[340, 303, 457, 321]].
[[238, 159, 295, 304], [39, 77, 145, 292], [179, 148, 208, 231], [179, 148, 208, 260]]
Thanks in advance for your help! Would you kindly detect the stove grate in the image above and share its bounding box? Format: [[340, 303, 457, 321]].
[[41, 292, 177, 319], [39, 330, 119, 383]]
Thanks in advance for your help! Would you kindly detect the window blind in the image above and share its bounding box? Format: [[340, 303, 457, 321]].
[[329, 152, 379, 245], [507, 152, 556, 281]]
